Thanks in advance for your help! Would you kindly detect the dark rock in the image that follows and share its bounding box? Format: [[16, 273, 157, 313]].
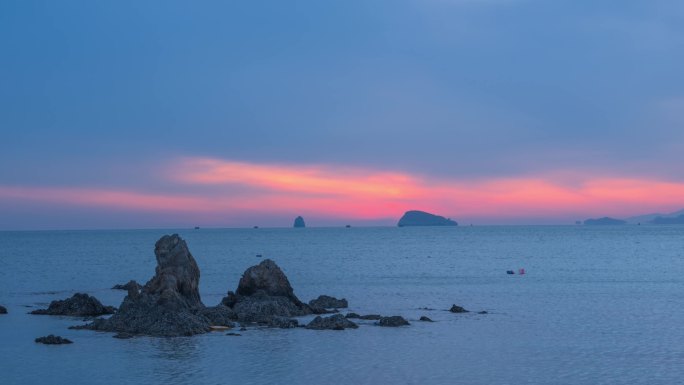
[[306, 314, 358, 330], [35, 335, 73, 345], [0, 305, 6, 314], [449, 304, 469, 313], [378, 316, 410, 327], [81, 234, 212, 337], [113, 332, 134, 339], [293, 216, 306, 228], [419, 316, 433, 322], [200, 306, 237, 327], [227, 259, 311, 323], [309, 295, 348, 309], [268, 316, 299, 329], [111, 280, 143, 291], [360, 314, 382, 320], [345, 312, 361, 319], [506, 270, 515, 275], [226, 333, 241, 336], [30, 293, 115, 316], [397, 210, 457, 227], [239, 327, 247, 331], [478, 311, 488, 314]]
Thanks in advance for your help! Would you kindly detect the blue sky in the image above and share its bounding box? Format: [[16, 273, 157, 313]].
[[1, 0, 683, 229]]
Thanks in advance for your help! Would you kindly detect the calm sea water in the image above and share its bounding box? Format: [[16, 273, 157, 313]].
[[1, 226, 683, 385]]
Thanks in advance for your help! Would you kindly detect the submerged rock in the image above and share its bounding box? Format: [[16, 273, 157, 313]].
[[449, 304, 469, 313], [224, 259, 311, 323], [306, 314, 358, 330], [111, 280, 143, 291], [30, 293, 115, 316], [345, 313, 382, 320], [0, 305, 6, 314], [309, 295, 348, 309], [378, 316, 410, 327], [419, 316, 433, 322], [35, 335, 73, 345], [82, 234, 213, 337]]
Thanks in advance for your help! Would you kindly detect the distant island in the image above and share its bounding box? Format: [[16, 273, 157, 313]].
[[625, 209, 684, 224], [651, 214, 684, 225], [293, 216, 306, 228], [583, 217, 627, 225], [397, 210, 458, 227]]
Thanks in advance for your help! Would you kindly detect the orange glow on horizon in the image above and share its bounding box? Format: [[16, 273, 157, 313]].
[[2, 158, 684, 223]]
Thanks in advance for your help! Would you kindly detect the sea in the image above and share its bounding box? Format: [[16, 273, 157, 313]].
[[1, 225, 683, 385]]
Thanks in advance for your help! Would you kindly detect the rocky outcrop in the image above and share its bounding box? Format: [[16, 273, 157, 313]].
[[35, 335, 73, 345], [222, 259, 312, 324], [199, 306, 237, 328], [449, 304, 469, 313], [419, 316, 433, 322], [378, 316, 410, 327], [0, 305, 6, 314], [82, 234, 216, 337], [30, 293, 115, 316], [111, 281, 143, 291], [397, 210, 457, 227], [345, 313, 381, 320], [293, 216, 306, 228], [306, 314, 358, 330], [309, 295, 348, 309]]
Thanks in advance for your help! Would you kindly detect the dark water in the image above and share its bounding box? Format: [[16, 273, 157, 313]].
[[1, 226, 683, 385]]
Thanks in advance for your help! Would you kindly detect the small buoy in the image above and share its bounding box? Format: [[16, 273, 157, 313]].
[[506, 270, 515, 275], [518, 268, 525, 275]]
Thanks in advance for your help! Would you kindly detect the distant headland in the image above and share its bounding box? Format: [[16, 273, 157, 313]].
[[583, 217, 626, 225], [397, 210, 457, 227]]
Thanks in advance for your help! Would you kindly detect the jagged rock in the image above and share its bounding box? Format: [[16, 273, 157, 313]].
[[449, 304, 469, 313], [111, 280, 143, 291], [293, 216, 306, 228], [0, 305, 6, 314], [419, 316, 433, 322], [30, 293, 115, 316], [306, 314, 358, 330], [378, 316, 410, 327], [268, 316, 299, 329], [81, 234, 212, 337], [309, 295, 348, 309], [199, 306, 237, 327], [225, 259, 311, 323], [35, 335, 73, 345]]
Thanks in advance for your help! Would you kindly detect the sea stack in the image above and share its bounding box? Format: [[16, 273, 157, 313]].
[[293, 216, 306, 228], [397, 210, 458, 227], [82, 234, 215, 337]]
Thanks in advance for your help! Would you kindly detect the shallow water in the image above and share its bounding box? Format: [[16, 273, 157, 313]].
[[1, 226, 683, 385]]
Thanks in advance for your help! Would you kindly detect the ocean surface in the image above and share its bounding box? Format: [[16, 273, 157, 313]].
[[1, 226, 683, 385]]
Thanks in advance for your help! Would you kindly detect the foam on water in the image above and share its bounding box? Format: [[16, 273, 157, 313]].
[[1, 226, 683, 384]]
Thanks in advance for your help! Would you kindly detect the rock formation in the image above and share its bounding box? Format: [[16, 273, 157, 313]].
[[220, 259, 312, 323], [30, 293, 115, 316], [111, 281, 143, 291], [0, 305, 6, 314], [293, 216, 306, 228], [397, 210, 458, 227], [35, 335, 73, 345], [306, 314, 358, 330], [378, 316, 410, 327], [449, 304, 469, 313], [583, 217, 626, 225], [419, 316, 433, 322], [82, 234, 226, 337], [345, 313, 382, 320], [309, 295, 348, 309]]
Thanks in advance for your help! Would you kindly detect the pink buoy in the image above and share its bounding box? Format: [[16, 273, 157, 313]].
[[518, 268, 525, 275]]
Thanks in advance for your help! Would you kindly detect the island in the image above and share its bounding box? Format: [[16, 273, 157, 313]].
[[293, 216, 306, 228], [397, 210, 458, 227], [651, 214, 684, 224], [583, 217, 627, 225]]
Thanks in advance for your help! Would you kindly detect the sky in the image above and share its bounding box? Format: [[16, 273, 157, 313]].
[[1, 0, 683, 229]]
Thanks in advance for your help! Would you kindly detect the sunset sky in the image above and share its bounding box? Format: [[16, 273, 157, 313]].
[[1, 0, 683, 229]]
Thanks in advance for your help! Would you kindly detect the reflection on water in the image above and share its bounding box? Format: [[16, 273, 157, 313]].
[[2, 226, 684, 384]]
